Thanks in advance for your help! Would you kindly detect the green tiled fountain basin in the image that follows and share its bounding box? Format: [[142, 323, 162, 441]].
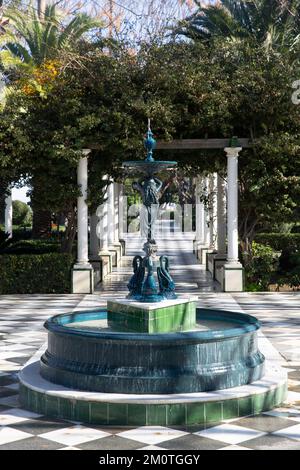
[[39, 308, 265, 394], [19, 353, 287, 426], [107, 298, 196, 333]]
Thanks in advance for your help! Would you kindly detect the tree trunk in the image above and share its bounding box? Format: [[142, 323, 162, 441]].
[[60, 205, 76, 254], [0, 178, 6, 225], [32, 207, 52, 238]]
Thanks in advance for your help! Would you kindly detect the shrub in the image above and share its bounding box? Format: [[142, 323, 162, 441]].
[[0, 253, 74, 294], [12, 200, 32, 227], [245, 242, 279, 291], [279, 249, 300, 272], [276, 248, 300, 289], [8, 228, 32, 241], [255, 233, 300, 252], [0, 239, 60, 255], [0, 231, 12, 251]]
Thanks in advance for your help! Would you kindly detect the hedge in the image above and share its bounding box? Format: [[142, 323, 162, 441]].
[[0, 253, 74, 294], [0, 239, 61, 255], [254, 233, 300, 252]]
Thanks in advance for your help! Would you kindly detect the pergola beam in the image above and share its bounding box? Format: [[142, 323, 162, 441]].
[[156, 138, 252, 150], [87, 138, 252, 151]]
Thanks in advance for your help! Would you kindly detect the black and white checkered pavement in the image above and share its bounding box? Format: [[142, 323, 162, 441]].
[[0, 292, 300, 450]]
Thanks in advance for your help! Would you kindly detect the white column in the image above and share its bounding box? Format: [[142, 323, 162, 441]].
[[114, 183, 119, 243], [204, 176, 210, 246], [196, 176, 210, 264], [98, 175, 114, 277], [76, 150, 91, 266], [107, 180, 114, 247], [209, 173, 217, 250], [98, 175, 109, 252], [108, 181, 122, 265], [4, 188, 13, 239], [195, 177, 205, 245], [72, 149, 94, 294], [225, 147, 242, 264], [222, 146, 244, 292], [89, 213, 99, 259], [217, 174, 227, 256], [118, 184, 125, 240]]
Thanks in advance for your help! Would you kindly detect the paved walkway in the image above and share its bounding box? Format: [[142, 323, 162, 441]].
[[99, 234, 220, 294], [0, 235, 300, 450]]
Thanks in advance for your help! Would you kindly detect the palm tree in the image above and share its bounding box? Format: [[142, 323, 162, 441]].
[[2, 3, 101, 68], [1, 3, 102, 238], [175, 0, 300, 53]]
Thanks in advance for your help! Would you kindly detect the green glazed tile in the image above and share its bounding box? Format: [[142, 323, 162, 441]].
[[187, 403, 205, 425], [90, 402, 108, 424], [128, 404, 147, 426], [36, 392, 46, 415], [45, 395, 59, 417], [263, 391, 276, 411], [222, 399, 239, 420], [205, 401, 223, 424], [167, 404, 186, 426], [252, 393, 265, 414], [27, 389, 37, 413], [108, 300, 196, 333], [253, 391, 276, 414], [108, 403, 128, 425], [75, 400, 90, 423], [59, 397, 73, 420], [19, 384, 28, 407], [147, 405, 167, 426], [238, 396, 252, 417]]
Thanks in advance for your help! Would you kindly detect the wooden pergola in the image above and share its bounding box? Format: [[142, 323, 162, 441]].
[[68, 137, 251, 293], [156, 138, 252, 150], [88, 138, 253, 151]]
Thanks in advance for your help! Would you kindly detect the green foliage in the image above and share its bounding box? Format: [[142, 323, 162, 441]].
[[0, 21, 299, 251], [12, 200, 32, 227], [0, 253, 74, 294], [0, 230, 11, 251], [3, 4, 102, 67], [176, 0, 300, 54], [4, 228, 32, 242], [274, 249, 300, 289], [0, 239, 60, 255], [255, 233, 300, 252], [245, 242, 279, 291]]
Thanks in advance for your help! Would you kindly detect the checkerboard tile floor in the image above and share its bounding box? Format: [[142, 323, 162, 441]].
[[0, 289, 300, 449]]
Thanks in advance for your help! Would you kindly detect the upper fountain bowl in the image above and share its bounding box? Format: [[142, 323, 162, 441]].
[[123, 127, 177, 176]]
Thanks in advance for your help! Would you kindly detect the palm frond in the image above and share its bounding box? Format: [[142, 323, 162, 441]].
[[175, 0, 300, 54]]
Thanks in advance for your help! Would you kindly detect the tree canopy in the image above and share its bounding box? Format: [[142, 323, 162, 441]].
[[0, 2, 299, 253]]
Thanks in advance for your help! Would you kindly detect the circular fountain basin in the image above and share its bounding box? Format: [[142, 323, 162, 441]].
[[40, 308, 265, 394]]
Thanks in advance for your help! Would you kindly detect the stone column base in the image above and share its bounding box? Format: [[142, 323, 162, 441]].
[[213, 255, 227, 283], [109, 242, 122, 266], [89, 257, 102, 285], [196, 245, 210, 264], [207, 251, 219, 276], [222, 263, 244, 292], [72, 264, 94, 294], [119, 239, 126, 256], [99, 251, 114, 278]]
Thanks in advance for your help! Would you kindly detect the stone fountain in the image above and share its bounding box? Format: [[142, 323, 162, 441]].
[[19, 126, 287, 426]]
